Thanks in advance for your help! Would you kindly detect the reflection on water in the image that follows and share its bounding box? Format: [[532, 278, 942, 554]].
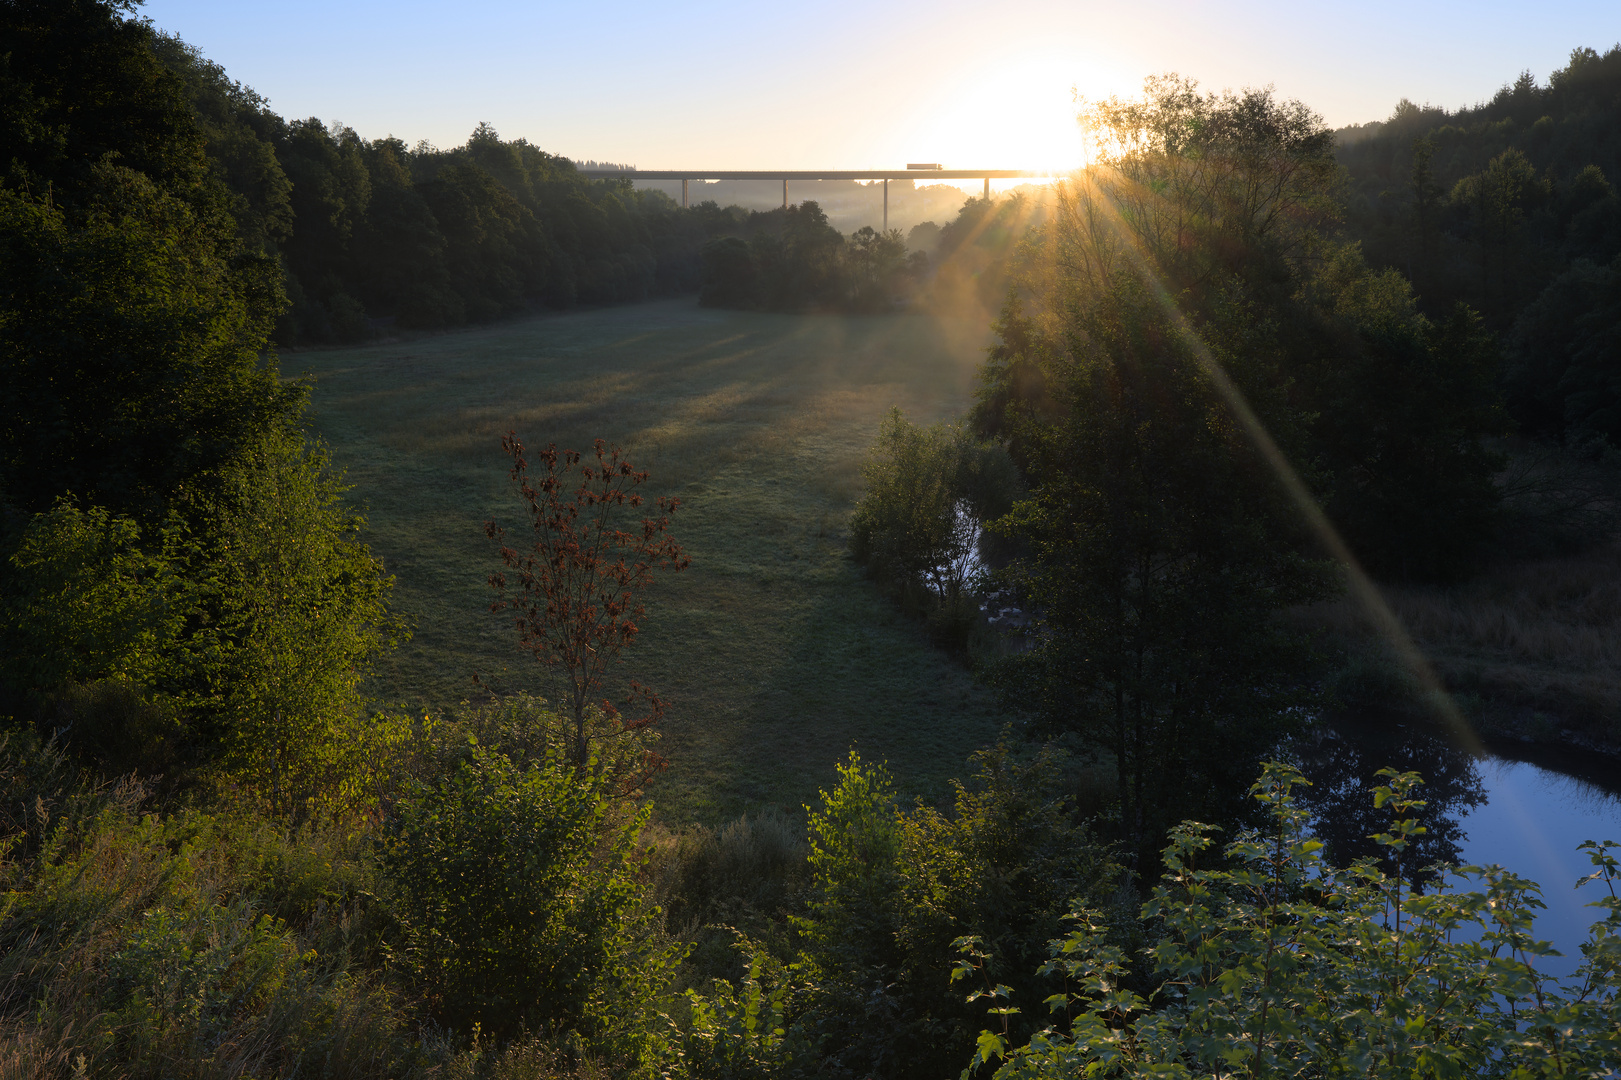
[[1285, 720, 1485, 889], [1454, 757, 1621, 979], [1286, 715, 1621, 979]]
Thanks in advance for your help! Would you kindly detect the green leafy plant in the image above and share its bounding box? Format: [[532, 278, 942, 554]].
[[958, 762, 1621, 1077], [383, 732, 679, 1050], [676, 944, 807, 1080], [849, 407, 1019, 612]]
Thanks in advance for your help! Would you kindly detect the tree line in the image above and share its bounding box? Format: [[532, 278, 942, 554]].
[[1337, 45, 1621, 448], [150, 34, 718, 344], [698, 201, 925, 313]]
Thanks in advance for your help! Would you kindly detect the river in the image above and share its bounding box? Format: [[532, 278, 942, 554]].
[[1289, 716, 1621, 981]]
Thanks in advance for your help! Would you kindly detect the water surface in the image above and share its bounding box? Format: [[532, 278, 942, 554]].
[[1292, 718, 1621, 980]]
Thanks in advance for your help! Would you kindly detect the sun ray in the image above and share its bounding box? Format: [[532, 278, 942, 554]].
[[1066, 168, 1490, 760]]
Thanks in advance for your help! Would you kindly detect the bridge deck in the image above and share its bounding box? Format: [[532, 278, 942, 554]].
[[577, 169, 1047, 180]]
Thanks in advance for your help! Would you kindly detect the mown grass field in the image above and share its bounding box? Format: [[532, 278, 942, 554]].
[[287, 299, 1006, 821]]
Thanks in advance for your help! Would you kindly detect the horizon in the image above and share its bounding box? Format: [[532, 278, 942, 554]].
[[140, 0, 1621, 176]]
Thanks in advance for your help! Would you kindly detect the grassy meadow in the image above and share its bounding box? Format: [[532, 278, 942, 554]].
[[286, 299, 1006, 821]]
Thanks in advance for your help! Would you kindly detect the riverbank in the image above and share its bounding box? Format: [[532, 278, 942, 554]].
[[1296, 538, 1621, 755]]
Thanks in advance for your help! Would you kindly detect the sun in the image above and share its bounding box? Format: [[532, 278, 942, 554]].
[[894, 50, 1139, 192]]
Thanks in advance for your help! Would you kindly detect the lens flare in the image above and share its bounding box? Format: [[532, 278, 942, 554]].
[[1064, 169, 1489, 761]]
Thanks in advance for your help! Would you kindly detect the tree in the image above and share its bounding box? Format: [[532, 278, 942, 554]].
[[850, 408, 1021, 616], [0, 0, 402, 814], [1451, 147, 1546, 305], [183, 430, 404, 815], [1509, 256, 1621, 445], [850, 409, 971, 605], [485, 434, 688, 776], [790, 748, 1118, 1080], [0, 0, 224, 220], [0, 0, 296, 524], [1409, 136, 1444, 275], [698, 235, 758, 307], [988, 279, 1336, 871], [0, 168, 296, 522], [844, 225, 911, 311], [971, 80, 1348, 866], [1303, 250, 1509, 579], [1074, 76, 1339, 295]]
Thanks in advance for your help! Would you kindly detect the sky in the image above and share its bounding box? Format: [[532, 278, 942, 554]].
[[141, 0, 1621, 173]]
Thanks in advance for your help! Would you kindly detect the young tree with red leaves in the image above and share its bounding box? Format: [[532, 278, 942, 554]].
[[485, 434, 688, 775]]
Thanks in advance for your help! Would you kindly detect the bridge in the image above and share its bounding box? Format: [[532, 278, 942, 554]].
[[575, 167, 1055, 231]]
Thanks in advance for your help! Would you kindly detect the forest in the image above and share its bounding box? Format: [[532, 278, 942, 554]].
[[2, 1, 1621, 1076]]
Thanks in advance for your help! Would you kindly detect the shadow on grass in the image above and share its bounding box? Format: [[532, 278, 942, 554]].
[[289, 299, 1004, 821]]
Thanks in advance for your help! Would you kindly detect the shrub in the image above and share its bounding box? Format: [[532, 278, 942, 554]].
[[849, 408, 1020, 615], [0, 732, 414, 1078], [791, 748, 1117, 1080], [383, 737, 680, 1051], [960, 763, 1621, 1077], [650, 809, 808, 932]]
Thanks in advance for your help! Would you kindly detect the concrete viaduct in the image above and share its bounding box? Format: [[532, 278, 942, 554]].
[[575, 167, 1051, 231]]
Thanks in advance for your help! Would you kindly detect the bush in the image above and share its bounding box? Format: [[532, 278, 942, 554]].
[[960, 763, 1621, 1077], [849, 407, 1020, 612], [383, 737, 679, 1052], [0, 429, 406, 814], [0, 733, 415, 1078], [790, 747, 1117, 1080], [650, 809, 808, 933]]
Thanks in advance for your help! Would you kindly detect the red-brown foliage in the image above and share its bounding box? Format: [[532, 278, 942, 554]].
[[485, 433, 689, 771]]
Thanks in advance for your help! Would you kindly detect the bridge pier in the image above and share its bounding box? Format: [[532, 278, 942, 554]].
[[883, 178, 888, 232], [782, 178, 788, 209], [682, 178, 688, 208], [984, 176, 990, 200]]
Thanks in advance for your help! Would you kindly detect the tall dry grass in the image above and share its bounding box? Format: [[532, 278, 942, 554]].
[[0, 734, 421, 1080], [1301, 541, 1621, 739]]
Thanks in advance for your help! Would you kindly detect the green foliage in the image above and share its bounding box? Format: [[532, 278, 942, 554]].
[[651, 810, 808, 934], [1336, 46, 1621, 441], [0, 0, 224, 220], [250, 115, 706, 342], [984, 271, 1337, 865], [383, 734, 679, 1052], [0, 733, 419, 1078], [849, 407, 1019, 613], [698, 203, 922, 313], [797, 753, 905, 977], [0, 169, 296, 521], [961, 762, 1621, 1077], [0, 502, 178, 694], [844, 225, 915, 312], [676, 947, 808, 1080], [791, 749, 1117, 1079], [181, 429, 406, 813], [1304, 248, 1510, 578], [0, 2, 296, 521], [850, 409, 972, 599], [0, 430, 404, 811], [1509, 255, 1621, 445], [699, 236, 758, 308]]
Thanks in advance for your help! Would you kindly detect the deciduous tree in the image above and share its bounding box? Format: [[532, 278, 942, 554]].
[[486, 434, 688, 777]]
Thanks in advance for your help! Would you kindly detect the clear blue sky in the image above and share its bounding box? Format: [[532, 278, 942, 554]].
[[139, 0, 1621, 169]]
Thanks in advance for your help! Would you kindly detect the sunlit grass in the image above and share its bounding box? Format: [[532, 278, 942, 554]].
[[286, 299, 1005, 821]]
